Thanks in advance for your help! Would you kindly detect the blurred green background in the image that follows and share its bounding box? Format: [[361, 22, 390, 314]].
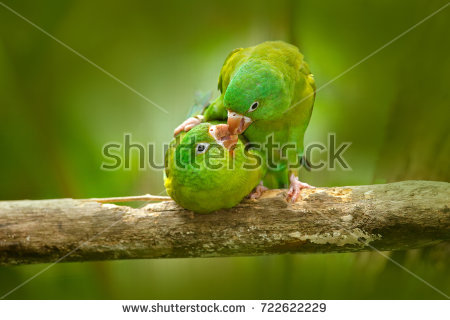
[[0, 0, 449, 299]]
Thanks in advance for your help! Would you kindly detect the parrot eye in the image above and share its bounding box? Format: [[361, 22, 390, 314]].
[[195, 142, 209, 155], [248, 101, 259, 112]]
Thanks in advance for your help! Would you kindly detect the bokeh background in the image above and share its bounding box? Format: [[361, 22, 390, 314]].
[[1, 0, 449, 299]]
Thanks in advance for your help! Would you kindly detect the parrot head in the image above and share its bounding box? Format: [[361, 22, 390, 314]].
[[165, 122, 239, 186], [224, 60, 290, 135]]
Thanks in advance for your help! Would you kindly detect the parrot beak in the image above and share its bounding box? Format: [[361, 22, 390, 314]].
[[209, 124, 238, 151], [227, 110, 252, 135]]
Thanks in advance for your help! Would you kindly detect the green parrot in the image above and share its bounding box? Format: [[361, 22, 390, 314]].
[[174, 41, 316, 201], [165, 121, 266, 213]]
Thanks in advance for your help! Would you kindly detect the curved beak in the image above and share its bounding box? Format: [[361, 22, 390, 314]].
[[209, 124, 238, 151], [227, 110, 252, 135]]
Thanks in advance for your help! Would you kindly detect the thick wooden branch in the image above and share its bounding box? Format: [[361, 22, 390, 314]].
[[0, 180, 449, 265]]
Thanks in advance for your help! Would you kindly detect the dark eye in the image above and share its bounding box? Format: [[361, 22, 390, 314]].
[[248, 101, 259, 112], [196, 142, 209, 155]]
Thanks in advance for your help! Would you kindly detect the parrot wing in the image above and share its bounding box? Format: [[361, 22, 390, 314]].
[[186, 90, 213, 118], [299, 60, 316, 100], [202, 47, 246, 122], [218, 47, 244, 93]]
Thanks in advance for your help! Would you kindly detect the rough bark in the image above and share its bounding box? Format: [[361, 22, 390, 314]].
[[0, 180, 448, 266]]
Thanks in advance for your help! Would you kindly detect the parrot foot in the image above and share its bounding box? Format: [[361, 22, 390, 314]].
[[248, 182, 268, 199], [287, 174, 314, 203], [173, 115, 204, 136]]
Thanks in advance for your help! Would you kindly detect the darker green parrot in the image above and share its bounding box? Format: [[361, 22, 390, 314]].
[[174, 41, 316, 201]]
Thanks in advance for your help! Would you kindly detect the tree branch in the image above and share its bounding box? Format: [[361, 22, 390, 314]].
[[0, 180, 448, 265]]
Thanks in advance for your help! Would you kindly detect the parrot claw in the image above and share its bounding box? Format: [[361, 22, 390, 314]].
[[248, 182, 268, 199], [287, 174, 314, 203], [174, 115, 204, 136]]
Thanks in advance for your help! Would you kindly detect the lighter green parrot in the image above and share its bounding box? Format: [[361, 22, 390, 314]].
[[165, 122, 266, 213], [174, 41, 316, 201]]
